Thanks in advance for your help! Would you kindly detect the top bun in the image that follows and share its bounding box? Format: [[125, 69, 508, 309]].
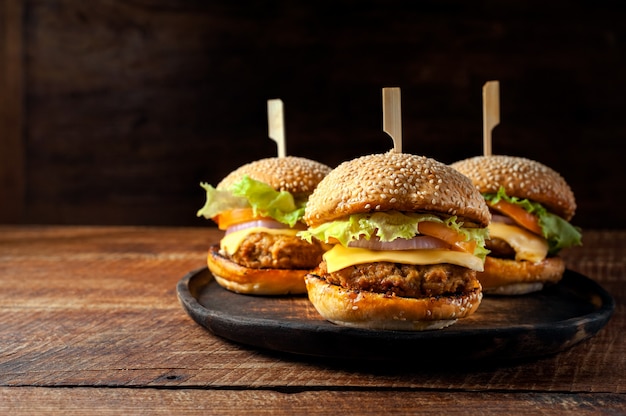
[[450, 155, 576, 221], [304, 151, 491, 228], [217, 156, 332, 197]]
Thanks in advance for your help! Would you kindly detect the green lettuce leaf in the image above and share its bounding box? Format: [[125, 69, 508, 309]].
[[484, 186, 582, 254], [196, 183, 248, 219], [196, 175, 305, 227], [298, 211, 490, 259]]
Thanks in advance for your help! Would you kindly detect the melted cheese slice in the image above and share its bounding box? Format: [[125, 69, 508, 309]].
[[323, 244, 484, 274], [488, 222, 548, 263], [220, 226, 300, 255]]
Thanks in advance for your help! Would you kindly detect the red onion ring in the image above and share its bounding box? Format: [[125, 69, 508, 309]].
[[490, 214, 516, 225], [225, 219, 290, 235], [348, 235, 449, 251]]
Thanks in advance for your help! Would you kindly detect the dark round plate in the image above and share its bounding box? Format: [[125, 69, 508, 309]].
[[176, 267, 614, 362]]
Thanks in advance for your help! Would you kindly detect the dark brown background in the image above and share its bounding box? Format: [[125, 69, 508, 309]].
[[1, 0, 624, 228]]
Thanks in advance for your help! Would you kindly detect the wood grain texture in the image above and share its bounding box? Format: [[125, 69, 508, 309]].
[[1, 387, 625, 415], [0, 226, 624, 400], [1, 1, 623, 227]]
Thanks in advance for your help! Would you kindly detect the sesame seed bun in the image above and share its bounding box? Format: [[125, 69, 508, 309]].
[[208, 156, 332, 296], [305, 274, 483, 330], [450, 155, 575, 295], [304, 151, 491, 228], [450, 155, 576, 221], [218, 156, 332, 197], [301, 151, 489, 330]]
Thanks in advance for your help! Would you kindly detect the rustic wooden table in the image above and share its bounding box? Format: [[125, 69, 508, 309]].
[[0, 225, 624, 414]]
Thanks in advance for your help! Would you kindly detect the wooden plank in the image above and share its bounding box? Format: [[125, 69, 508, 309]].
[[0, 296, 622, 391], [0, 387, 625, 415], [0, 0, 24, 223], [0, 227, 623, 394]]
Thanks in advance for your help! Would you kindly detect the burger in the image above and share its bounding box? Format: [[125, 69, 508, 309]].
[[197, 156, 332, 295], [450, 155, 582, 295], [299, 151, 491, 330]]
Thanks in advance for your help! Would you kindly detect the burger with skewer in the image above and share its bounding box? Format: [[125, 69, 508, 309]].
[[197, 156, 332, 295], [299, 151, 491, 330], [450, 155, 582, 295]]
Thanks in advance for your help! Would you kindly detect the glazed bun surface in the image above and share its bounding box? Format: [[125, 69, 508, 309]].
[[304, 152, 491, 228], [217, 156, 332, 196], [207, 245, 308, 295], [305, 274, 482, 331], [450, 155, 576, 221], [479, 256, 565, 295]]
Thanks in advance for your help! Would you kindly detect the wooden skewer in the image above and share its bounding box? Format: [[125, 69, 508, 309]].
[[383, 87, 402, 153], [267, 99, 286, 158], [482, 81, 500, 157]]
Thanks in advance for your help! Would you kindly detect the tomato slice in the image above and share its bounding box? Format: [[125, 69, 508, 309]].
[[213, 208, 270, 230], [417, 221, 475, 253], [489, 200, 543, 236]]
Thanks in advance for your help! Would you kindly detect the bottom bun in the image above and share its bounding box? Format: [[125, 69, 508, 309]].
[[207, 245, 308, 295], [304, 274, 482, 331], [479, 256, 565, 295]]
